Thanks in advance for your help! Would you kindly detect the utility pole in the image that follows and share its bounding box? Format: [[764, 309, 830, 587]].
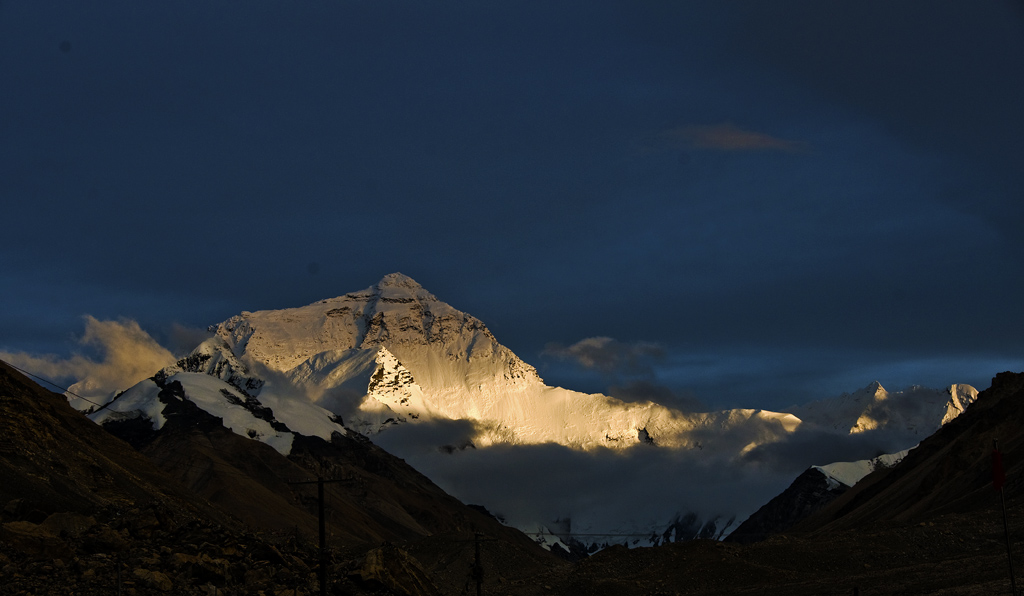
[[288, 476, 343, 596]]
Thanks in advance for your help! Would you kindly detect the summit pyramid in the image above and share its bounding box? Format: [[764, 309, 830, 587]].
[[203, 273, 742, 448]]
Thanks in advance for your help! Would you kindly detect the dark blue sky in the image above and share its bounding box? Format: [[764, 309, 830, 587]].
[[3, 1, 1023, 409]]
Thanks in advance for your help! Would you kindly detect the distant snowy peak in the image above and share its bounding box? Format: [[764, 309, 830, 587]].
[[536, 513, 739, 555], [792, 381, 978, 437], [211, 272, 541, 391], [815, 449, 911, 488], [941, 384, 977, 425]]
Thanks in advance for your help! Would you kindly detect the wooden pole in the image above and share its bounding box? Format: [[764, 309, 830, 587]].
[[287, 477, 343, 596]]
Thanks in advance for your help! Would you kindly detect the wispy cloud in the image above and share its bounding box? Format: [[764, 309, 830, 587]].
[[543, 337, 664, 376], [0, 316, 176, 402], [665, 123, 806, 152]]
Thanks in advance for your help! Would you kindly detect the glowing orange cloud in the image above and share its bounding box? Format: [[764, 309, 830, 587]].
[[0, 316, 176, 403]]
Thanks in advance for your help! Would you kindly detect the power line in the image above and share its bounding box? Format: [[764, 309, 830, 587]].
[[2, 359, 108, 409], [521, 531, 676, 538]]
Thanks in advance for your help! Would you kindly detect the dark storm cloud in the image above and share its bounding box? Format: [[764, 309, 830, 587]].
[[733, 0, 1024, 161], [732, 0, 1024, 249], [1, 0, 1022, 418]]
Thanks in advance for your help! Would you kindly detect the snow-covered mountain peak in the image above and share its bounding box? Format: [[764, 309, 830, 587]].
[[791, 382, 978, 437], [211, 274, 510, 376], [376, 271, 427, 291], [943, 383, 979, 424], [850, 380, 887, 401], [203, 275, 549, 440], [331, 272, 444, 309]]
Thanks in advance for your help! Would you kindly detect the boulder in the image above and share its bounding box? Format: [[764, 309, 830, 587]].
[[133, 568, 173, 592], [171, 552, 231, 584], [1, 520, 72, 560], [350, 544, 440, 596], [81, 524, 129, 553], [40, 512, 97, 538]]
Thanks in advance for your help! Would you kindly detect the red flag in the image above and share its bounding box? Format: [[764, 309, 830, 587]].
[[993, 447, 1006, 491]]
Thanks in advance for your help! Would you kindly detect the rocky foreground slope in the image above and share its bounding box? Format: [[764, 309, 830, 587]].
[[0, 361, 561, 595], [9, 362, 1024, 593], [5, 360, 1021, 595]]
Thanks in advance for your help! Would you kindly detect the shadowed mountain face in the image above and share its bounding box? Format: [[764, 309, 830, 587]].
[[724, 467, 849, 544], [127, 378, 535, 547], [0, 361, 221, 521], [0, 360, 534, 546], [0, 361, 562, 595]]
